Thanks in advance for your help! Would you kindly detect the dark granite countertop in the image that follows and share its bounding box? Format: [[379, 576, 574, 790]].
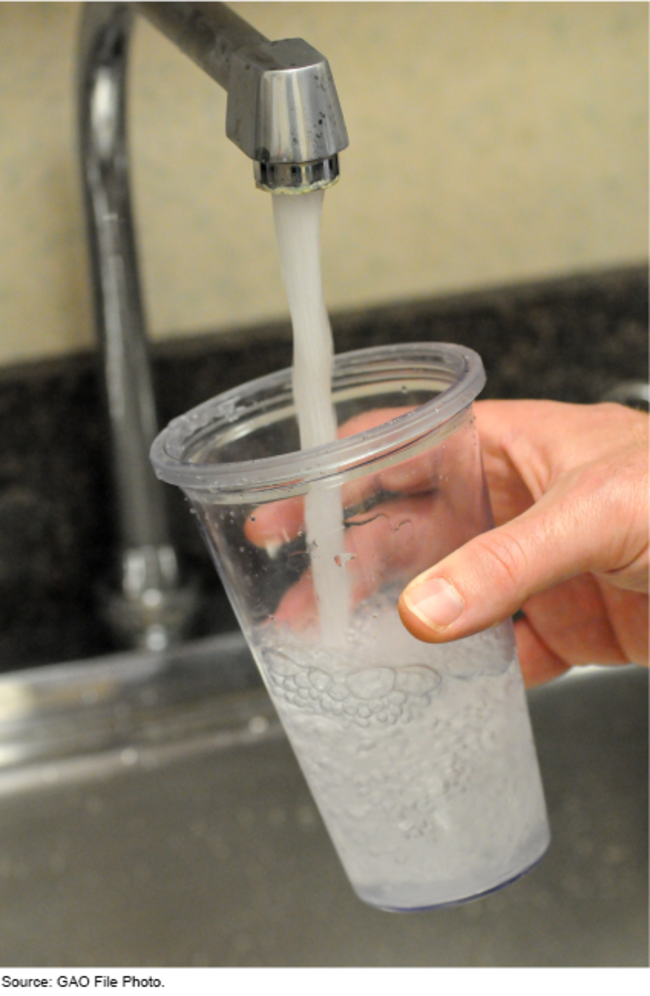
[[0, 265, 647, 671]]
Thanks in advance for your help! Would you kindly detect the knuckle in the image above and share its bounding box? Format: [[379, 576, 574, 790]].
[[473, 529, 529, 593]]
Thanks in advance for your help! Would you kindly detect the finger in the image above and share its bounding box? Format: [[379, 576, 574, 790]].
[[250, 398, 530, 551], [519, 574, 629, 666], [513, 617, 571, 688], [272, 492, 463, 627], [473, 401, 536, 526], [245, 406, 430, 549], [596, 580, 649, 665], [474, 399, 649, 524], [398, 460, 645, 644], [245, 435, 447, 551], [273, 571, 318, 630], [245, 496, 305, 553], [345, 494, 457, 599]]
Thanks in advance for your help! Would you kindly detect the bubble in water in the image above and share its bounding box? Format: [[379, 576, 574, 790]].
[[395, 666, 441, 695], [327, 682, 350, 702], [346, 668, 395, 700], [253, 610, 545, 910], [309, 669, 331, 691]]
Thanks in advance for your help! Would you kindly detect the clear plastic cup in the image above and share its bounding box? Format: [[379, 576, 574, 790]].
[[151, 343, 550, 911]]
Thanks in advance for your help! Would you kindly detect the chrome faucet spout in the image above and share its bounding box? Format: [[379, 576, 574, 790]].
[[77, 2, 348, 650], [138, 2, 349, 192]]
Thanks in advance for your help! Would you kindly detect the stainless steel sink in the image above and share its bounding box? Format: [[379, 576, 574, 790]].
[[0, 633, 646, 967]]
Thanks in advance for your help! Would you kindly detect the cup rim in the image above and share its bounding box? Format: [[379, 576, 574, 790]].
[[150, 342, 486, 495]]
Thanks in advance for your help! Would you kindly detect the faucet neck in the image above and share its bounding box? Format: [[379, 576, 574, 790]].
[[137, 1, 268, 90]]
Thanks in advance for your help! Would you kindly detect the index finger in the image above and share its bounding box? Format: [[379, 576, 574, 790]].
[[245, 406, 425, 549]]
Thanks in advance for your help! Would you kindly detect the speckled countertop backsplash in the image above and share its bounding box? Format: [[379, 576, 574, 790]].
[[0, 265, 647, 671]]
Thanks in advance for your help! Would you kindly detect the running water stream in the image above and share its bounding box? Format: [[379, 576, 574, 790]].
[[272, 190, 350, 646]]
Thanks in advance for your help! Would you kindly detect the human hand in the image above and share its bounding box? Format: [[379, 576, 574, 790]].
[[245, 399, 648, 687], [399, 400, 649, 687]]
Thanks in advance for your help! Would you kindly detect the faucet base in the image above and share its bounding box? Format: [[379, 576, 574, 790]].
[[102, 545, 201, 652]]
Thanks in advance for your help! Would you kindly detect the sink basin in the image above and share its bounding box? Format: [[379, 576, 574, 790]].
[[0, 633, 646, 967]]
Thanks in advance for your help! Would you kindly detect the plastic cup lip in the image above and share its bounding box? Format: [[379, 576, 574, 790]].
[[150, 342, 486, 496]]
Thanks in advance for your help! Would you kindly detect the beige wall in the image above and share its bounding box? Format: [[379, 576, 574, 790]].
[[0, 1, 647, 368]]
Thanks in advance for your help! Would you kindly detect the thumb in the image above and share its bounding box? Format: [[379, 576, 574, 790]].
[[397, 473, 619, 642]]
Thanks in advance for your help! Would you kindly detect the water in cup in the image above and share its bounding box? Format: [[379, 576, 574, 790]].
[[151, 184, 551, 911]]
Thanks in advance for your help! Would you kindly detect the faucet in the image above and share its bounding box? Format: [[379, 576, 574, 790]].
[[77, 2, 348, 651]]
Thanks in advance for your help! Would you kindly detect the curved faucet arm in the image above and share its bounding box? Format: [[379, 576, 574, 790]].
[[137, 1, 268, 90], [77, 2, 348, 649], [79, 3, 163, 554], [79, 2, 200, 650]]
